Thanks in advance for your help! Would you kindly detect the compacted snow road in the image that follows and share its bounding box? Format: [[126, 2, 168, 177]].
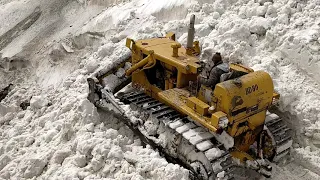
[[1, 0, 320, 179]]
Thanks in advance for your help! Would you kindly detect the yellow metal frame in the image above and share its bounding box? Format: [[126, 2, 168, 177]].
[[187, 96, 210, 116], [126, 50, 156, 76]]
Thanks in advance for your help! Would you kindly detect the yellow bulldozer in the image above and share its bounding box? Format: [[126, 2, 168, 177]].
[[87, 15, 292, 179]]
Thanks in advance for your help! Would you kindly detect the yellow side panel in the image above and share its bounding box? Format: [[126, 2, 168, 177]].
[[210, 111, 227, 127], [228, 111, 266, 137], [214, 71, 274, 125], [158, 88, 218, 133], [187, 97, 209, 116]]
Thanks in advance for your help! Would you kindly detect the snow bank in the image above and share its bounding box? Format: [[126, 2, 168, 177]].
[[0, 59, 188, 179]]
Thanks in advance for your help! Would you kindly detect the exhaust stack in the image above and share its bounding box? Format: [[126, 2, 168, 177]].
[[186, 14, 195, 50]]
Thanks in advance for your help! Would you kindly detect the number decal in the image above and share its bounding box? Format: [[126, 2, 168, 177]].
[[246, 84, 258, 95]]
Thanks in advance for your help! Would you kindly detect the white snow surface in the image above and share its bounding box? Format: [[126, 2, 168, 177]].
[[1, 0, 320, 179]]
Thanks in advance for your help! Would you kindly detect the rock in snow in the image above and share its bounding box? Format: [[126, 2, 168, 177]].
[[0, 0, 320, 180]]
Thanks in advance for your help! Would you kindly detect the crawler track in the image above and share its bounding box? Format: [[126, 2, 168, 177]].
[[119, 91, 237, 180], [265, 113, 293, 162]]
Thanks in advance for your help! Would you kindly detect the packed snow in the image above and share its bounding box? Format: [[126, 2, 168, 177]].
[[1, 0, 320, 179]]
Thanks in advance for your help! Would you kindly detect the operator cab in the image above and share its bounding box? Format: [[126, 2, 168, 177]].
[[196, 63, 254, 105]]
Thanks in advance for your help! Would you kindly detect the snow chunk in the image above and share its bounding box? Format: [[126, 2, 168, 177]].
[[0, 155, 11, 171], [19, 156, 48, 178], [212, 12, 220, 19], [105, 129, 119, 139], [169, 120, 184, 129], [195, 24, 212, 37], [61, 42, 74, 53], [44, 129, 58, 143], [217, 171, 225, 178], [73, 155, 87, 168], [49, 43, 65, 62], [107, 146, 124, 160], [212, 0, 226, 15], [266, 5, 277, 18], [256, 6, 267, 16], [249, 17, 270, 35], [196, 140, 213, 151], [30, 95, 49, 109], [205, 148, 223, 160], [97, 43, 115, 59], [0, 104, 18, 116], [24, 136, 35, 147], [86, 58, 99, 74], [51, 149, 71, 164], [91, 157, 104, 171], [202, 3, 214, 14], [189, 3, 201, 12], [115, 68, 126, 78], [214, 131, 234, 150], [1, 112, 14, 125], [78, 99, 99, 124], [102, 74, 121, 91], [144, 121, 158, 136]]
